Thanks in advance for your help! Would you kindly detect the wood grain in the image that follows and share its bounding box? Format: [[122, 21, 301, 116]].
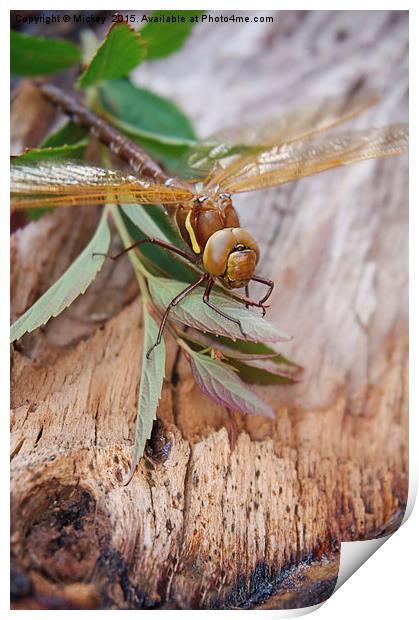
[[10, 10, 408, 610]]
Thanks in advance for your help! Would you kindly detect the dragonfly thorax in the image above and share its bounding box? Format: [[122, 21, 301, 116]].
[[175, 195, 259, 288], [175, 193, 239, 255]]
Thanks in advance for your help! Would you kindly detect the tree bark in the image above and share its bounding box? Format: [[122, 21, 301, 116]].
[[10, 10, 408, 610]]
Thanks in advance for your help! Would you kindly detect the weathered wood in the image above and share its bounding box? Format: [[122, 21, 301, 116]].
[[11, 11, 408, 609]]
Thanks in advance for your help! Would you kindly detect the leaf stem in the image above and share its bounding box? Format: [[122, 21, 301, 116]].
[[177, 337, 196, 356], [109, 204, 151, 302]]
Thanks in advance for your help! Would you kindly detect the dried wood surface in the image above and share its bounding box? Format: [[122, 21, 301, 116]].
[[10, 11, 408, 610]]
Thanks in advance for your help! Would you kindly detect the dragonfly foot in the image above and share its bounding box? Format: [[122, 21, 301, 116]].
[[238, 321, 248, 339], [146, 342, 160, 360], [260, 303, 270, 318], [92, 251, 116, 261]]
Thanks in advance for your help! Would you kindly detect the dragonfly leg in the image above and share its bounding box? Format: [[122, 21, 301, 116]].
[[226, 276, 274, 318], [244, 284, 250, 309], [229, 277, 274, 318], [203, 278, 247, 339], [232, 293, 269, 317], [251, 275, 274, 305], [93, 237, 197, 263], [146, 273, 208, 359]]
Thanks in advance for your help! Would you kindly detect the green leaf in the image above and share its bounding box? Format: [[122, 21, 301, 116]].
[[99, 78, 196, 141], [98, 78, 196, 173], [12, 142, 88, 163], [181, 329, 301, 365], [120, 205, 197, 282], [183, 347, 275, 418], [149, 277, 291, 344], [180, 332, 300, 385], [10, 215, 111, 342], [11, 30, 81, 76], [125, 308, 166, 484], [121, 204, 173, 243], [41, 121, 88, 148], [140, 11, 204, 60], [78, 23, 145, 88], [226, 359, 299, 385], [209, 335, 302, 368], [25, 207, 53, 222], [126, 137, 194, 177]]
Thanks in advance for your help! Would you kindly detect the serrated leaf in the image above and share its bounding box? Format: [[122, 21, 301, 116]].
[[149, 277, 291, 344], [180, 331, 300, 384], [11, 30, 81, 76], [10, 215, 111, 342], [214, 336, 302, 367], [183, 329, 302, 366], [12, 142, 88, 163], [125, 308, 166, 483], [184, 347, 275, 418], [78, 23, 145, 88], [140, 11, 204, 60]]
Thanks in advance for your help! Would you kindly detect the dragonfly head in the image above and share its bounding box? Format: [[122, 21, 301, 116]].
[[203, 227, 260, 289]]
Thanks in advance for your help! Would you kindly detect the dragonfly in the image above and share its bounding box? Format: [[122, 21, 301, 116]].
[[11, 85, 409, 355]]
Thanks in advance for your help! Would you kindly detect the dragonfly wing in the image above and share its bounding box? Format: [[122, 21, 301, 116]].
[[204, 124, 408, 194], [11, 161, 195, 210], [186, 90, 379, 178]]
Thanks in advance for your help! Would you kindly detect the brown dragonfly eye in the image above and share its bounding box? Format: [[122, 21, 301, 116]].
[[203, 228, 260, 288]]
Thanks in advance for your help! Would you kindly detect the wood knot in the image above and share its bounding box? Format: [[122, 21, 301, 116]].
[[17, 482, 106, 584]]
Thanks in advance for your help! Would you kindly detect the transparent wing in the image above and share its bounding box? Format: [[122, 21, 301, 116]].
[[11, 161, 195, 210], [185, 90, 379, 177], [204, 124, 408, 194]]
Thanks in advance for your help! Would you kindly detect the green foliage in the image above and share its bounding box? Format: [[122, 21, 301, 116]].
[[41, 121, 89, 148], [11, 30, 81, 76], [121, 203, 173, 243], [227, 359, 298, 385], [10, 215, 111, 341], [98, 78, 196, 174], [100, 78, 195, 141], [140, 11, 205, 60], [25, 206, 52, 222], [148, 277, 291, 344], [210, 335, 302, 368], [125, 308, 166, 481], [78, 23, 145, 88], [12, 142, 88, 163], [120, 205, 197, 282], [182, 331, 301, 386]]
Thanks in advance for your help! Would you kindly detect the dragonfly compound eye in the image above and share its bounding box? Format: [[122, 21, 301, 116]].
[[203, 228, 260, 288]]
